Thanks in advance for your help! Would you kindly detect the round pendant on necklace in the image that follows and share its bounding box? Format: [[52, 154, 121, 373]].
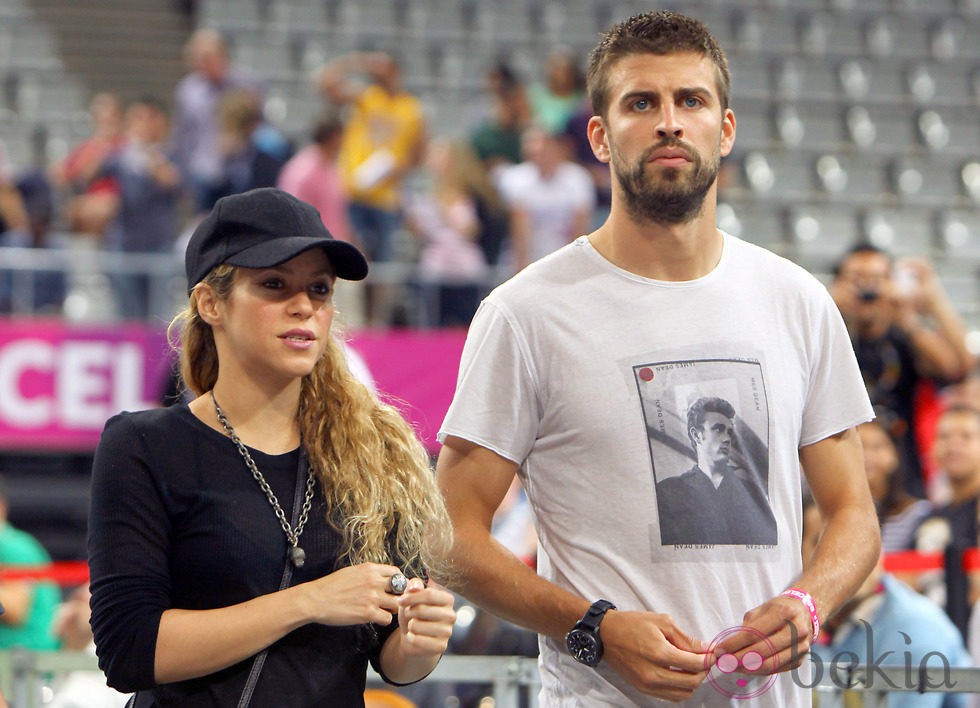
[[289, 546, 306, 568]]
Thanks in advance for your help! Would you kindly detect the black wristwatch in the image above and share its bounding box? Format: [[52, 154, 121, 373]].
[[565, 599, 616, 667]]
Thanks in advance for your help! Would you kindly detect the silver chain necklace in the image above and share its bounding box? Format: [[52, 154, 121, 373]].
[[211, 390, 316, 568]]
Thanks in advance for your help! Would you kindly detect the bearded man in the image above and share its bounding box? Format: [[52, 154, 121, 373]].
[[435, 10, 879, 707]]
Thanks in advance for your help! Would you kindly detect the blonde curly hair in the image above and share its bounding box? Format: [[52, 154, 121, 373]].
[[168, 264, 452, 578]]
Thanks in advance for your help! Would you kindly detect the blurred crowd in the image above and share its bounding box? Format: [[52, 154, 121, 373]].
[[0, 28, 606, 329]]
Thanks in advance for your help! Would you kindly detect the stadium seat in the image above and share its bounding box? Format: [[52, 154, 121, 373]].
[[0, 118, 38, 173], [915, 107, 980, 154], [773, 56, 840, 103], [198, 0, 263, 33], [267, 0, 329, 32], [717, 201, 788, 254], [902, 61, 980, 107], [894, 0, 959, 13], [264, 80, 324, 139], [929, 15, 978, 61], [962, 160, 980, 203], [797, 10, 866, 56], [0, 0, 32, 20], [777, 101, 846, 152], [730, 9, 799, 56], [334, 0, 401, 38], [729, 54, 770, 100], [938, 207, 980, 260], [540, 1, 601, 44], [4, 23, 62, 72], [904, 62, 938, 105], [741, 149, 815, 201], [863, 13, 931, 60], [422, 0, 475, 40], [828, 0, 890, 11], [844, 104, 917, 152], [687, 7, 734, 47], [814, 152, 891, 204], [891, 155, 964, 207], [231, 33, 296, 82], [787, 204, 863, 270], [472, 0, 533, 43], [838, 58, 906, 104], [728, 98, 773, 152], [862, 206, 938, 257]]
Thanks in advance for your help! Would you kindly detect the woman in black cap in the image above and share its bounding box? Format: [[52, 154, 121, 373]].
[[87, 187, 455, 706]]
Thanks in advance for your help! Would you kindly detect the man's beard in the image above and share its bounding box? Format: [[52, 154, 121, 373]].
[[613, 138, 720, 225]]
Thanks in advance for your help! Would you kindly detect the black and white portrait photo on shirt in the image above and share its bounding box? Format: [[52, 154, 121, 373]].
[[633, 356, 778, 547]]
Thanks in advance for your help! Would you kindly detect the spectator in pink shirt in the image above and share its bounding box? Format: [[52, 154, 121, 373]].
[[277, 114, 354, 246]]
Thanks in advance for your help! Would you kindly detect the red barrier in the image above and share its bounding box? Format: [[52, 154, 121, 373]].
[[0, 562, 89, 586], [962, 548, 980, 572], [883, 550, 944, 573], [0, 551, 974, 590]]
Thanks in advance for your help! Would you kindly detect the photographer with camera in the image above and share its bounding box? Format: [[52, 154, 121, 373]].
[[831, 243, 974, 498]]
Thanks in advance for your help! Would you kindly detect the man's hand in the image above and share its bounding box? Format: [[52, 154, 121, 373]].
[[600, 610, 711, 701], [714, 595, 812, 676]]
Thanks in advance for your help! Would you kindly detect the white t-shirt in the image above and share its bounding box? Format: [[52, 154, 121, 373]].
[[439, 233, 874, 707], [498, 160, 596, 264]]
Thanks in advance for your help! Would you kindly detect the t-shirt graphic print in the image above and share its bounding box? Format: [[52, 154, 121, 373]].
[[633, 356, 778, 548]]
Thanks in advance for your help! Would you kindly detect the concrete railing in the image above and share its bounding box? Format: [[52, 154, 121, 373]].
[[4, 650, 980, 708], [0, 650, 541, 708]]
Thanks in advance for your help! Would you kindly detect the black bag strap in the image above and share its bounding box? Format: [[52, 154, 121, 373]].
[[237, 450, 308, 708]]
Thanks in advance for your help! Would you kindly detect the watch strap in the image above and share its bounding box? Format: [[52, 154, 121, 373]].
[[575, 599, 616, 632]]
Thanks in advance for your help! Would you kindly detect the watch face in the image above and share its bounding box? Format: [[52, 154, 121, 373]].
[[566, 629, 601, 667]]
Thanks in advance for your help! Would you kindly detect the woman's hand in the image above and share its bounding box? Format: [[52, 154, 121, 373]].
[[303, 563, 404, 626], [394, 578, 456, 657]]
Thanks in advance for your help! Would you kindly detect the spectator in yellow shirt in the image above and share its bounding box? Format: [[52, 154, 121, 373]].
[[317, 52, 428, 325]]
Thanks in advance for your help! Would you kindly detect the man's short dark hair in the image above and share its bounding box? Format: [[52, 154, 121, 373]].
[[131, 95, 170, 116], [587, 10, 731, 120], [311, 113, 344, 144], [687, 396, 736, 449], [832, 242, 891, 278]]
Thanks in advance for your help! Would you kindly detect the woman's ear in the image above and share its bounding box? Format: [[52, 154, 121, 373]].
[[194, 284, 222, 326]]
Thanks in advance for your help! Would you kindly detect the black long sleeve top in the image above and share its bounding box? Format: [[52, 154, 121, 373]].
[[88, 404, 396, 706]]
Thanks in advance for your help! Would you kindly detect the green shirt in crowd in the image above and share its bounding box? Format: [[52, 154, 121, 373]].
[[0, 522, 61, 650]]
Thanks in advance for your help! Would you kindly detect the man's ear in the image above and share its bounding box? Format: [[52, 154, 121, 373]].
[[195, 285, 222, 326], [587, 115, 611, 164], [720, 107, 736, 158]]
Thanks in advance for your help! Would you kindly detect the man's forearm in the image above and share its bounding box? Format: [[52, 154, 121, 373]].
[[796, 502, 880, 623], [927, 295, 974, 377], [446, 528, 589, 642]]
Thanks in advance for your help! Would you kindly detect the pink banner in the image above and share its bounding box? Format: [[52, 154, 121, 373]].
[[0, 319, 173, 450], [347, 329, 466, 452], [0, 319, 465, 452]]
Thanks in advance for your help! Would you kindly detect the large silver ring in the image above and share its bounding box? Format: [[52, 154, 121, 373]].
[[388, 572, 408, 595]]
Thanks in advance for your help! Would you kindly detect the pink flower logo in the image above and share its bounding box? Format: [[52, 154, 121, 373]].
[[706, 626, 779, 700]]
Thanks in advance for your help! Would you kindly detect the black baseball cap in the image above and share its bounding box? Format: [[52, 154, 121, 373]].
[[184, 187, 368, 292]]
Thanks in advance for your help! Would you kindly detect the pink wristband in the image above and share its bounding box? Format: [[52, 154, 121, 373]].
[[781, 588, 820, 642]]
